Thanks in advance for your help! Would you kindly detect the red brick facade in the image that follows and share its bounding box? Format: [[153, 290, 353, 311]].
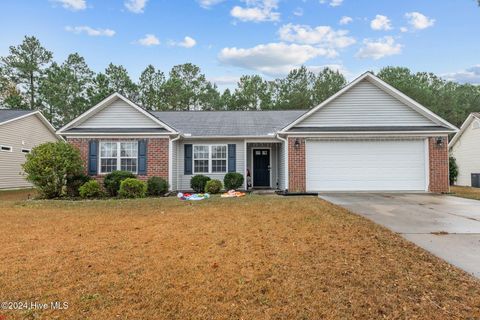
[[67, 137, 169, 183], [428, 136, 449, 193], [288, 137, 306, 192], [287, 136, 450, 193]]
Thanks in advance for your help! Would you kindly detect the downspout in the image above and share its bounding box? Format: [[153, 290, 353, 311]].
[[275, 132, 289, 191], [168, 134, 182, 191]]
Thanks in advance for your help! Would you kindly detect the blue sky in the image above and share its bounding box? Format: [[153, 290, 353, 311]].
[[0, 0, 479, 89]]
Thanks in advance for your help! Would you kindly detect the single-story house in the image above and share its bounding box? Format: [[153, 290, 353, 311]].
[[57, 72, 458, 193], [0, 109, 61, 189], [449, 113, 480, 187]]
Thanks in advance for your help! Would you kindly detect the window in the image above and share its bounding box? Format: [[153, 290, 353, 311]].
[[193, 145, 228, 174], [99, 141, 138, 174], [0, 145, 12, 152], [211, 145, 227, 173], [21, 148, 31, 154]]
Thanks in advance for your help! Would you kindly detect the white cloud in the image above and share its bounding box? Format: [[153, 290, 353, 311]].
[[293, 7, 304, 16], [136, 34, 160, 46], [198, 0, 225, 8], [320, 0, 343, 7], [209, 75, 240, 86], [278, 23, 356, 50], [124, 0, 147, 13], [339, 16, 353, 25], [329, 0, 343, 7], [218, 42, 337, 75], [400, 27, 408, 33], [405, 12, 435, 30], [370, 14, 392, 31], [65, 26, 115, 37], [230, 0, 280, 22], [169, 36, 197, 48], [51, 0, 86, 11], [443, 65, 480, 84], [356, 36, 402, 60]]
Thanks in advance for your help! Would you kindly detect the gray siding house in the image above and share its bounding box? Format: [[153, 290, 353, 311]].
[[0, 110, 60, 189], [450, 113, 480, 187], [58, 72, 457, 193]]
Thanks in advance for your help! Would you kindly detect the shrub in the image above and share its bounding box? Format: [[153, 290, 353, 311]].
[[104, 171, 136, 197], [79, 180, 103, 199], [190, 175, 211, 193], [118, 178, 147, 198], [449, 156, 459, 185], [224, 172, 244, 190], [22, 141, 83, 199], [66, 173, 91, 197], [205, 179, 222, 194], [147, 176, 169, 196]]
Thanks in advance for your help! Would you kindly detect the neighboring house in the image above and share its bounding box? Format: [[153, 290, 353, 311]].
[[57, 72, 457, 193], [449, 113, 480, 186], [0, 109, 60, 189]]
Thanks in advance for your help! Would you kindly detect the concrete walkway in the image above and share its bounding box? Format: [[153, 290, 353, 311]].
[[318, 193, 480, 278]]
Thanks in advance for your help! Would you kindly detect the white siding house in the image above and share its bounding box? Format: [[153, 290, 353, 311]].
[[0, 110, 60, 189], [450, 113, 480, 186]]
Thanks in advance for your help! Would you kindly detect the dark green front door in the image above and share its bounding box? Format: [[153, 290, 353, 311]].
[[253, 149, 270, 187]]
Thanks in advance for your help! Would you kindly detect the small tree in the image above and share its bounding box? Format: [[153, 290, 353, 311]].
[[22, 141, 83, 198], [449, 156, 459, 186]]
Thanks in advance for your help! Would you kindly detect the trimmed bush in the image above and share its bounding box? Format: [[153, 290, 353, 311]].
[[224, 172, 244, 190], [118, 178, 147, 198], [205, 179, 222, 194], [22, 141, 83, 198], [449, 156, 459, 185], [66, 173, 91, 197], [147, 176, 169, 196], [104, 171, 136, 197], [79, 180, 103, 199], [190, 175, 211, 193]]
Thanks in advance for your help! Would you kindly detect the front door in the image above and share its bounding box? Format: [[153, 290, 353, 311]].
[[253, 149, 270, 187]]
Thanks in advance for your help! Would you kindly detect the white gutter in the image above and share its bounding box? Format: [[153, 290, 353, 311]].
[[275, 133, 289, 191], [168, 134, 182, 191]]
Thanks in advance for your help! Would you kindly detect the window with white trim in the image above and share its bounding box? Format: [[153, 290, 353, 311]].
[[21, 148, 31, 154], [0, 145, 12, 152], [193, 145, 228, 174], [99, 141, 138, 174]]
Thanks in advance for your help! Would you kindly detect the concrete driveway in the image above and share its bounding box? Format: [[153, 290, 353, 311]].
[[318, 193, 480, 278]]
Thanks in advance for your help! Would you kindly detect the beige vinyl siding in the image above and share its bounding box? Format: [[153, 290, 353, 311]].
[[0, 114, 59, 189], [295, 79, 435, 128], [175, 139, 245, 191], [451, 120, 480, 186], [77, 99, 161, 128]]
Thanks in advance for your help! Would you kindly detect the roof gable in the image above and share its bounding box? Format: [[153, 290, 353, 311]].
[[0, 110, 60, 140], [57, 93, 177, 134], [281, 72, 458, 133], [449, 113, 480, 148]]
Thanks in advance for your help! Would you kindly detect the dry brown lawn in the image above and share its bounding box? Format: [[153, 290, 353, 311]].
[[0, 195, 479, 320], [451, 185, 480, 201]]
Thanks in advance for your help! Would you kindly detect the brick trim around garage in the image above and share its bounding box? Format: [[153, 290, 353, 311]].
[[428, 136, 449, 193], [288, 137, 306, 193]]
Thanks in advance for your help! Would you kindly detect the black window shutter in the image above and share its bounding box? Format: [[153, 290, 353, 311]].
[[184, 144, 193, 175], [138, 140, 147, 175], [88, 140, 98, 176], [228, 144, 236, 172]]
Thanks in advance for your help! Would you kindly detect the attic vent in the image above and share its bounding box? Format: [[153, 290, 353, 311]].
[[472, 120, 480, 130]]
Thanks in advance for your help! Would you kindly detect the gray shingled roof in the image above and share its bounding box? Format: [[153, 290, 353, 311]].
[[0, 109, 35, 124], [63, 127, 169, 133], [151, 110, 307, 136]]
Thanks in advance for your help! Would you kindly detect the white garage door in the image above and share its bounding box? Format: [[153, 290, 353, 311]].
[[306, 139, 427, 191]]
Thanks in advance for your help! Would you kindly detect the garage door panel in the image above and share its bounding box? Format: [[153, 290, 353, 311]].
[[306, 140, 427, 191]]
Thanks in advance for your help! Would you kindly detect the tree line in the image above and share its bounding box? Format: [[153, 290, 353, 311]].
[[1, 36, 479, 128]]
